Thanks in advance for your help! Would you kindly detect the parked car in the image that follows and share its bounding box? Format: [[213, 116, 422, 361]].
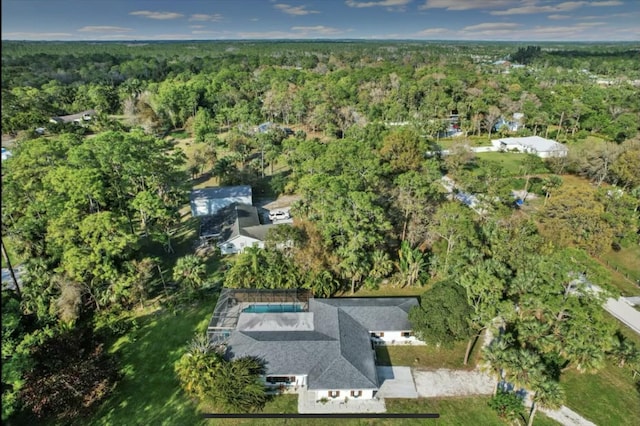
[[269, 210, 290, 221]]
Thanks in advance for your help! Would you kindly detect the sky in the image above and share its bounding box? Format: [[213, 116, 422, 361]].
[[2, 0, 639, 42]]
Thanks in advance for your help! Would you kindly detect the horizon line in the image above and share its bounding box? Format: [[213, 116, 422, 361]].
[[3, 38, 639, 43]]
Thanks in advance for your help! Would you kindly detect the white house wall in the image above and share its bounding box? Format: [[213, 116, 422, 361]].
[[371, 331, 422, 345], [218, 235, 263, 255], [315, 389, 375, 400]]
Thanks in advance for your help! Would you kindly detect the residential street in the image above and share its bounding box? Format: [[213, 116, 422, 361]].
[[603, 297, 640, 335]]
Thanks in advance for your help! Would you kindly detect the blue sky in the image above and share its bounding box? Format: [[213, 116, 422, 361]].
[[2, 0, 639, 41]]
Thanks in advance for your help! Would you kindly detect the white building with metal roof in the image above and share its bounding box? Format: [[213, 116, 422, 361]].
[[491, 136, 568, 158]]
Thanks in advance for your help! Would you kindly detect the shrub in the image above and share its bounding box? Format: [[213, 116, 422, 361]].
[[488, 390, 524, 423]]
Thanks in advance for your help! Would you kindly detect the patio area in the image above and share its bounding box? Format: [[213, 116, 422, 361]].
[[297, 387, 387, 414]]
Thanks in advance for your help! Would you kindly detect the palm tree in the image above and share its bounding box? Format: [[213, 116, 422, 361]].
[[503, 348, 545, 392], [369, 249, 394, 282], [396, 241, 426, 287], [610, 333, 640, 368], [172, 254, 206, 290], [481, 337, 512, 396], [214, 356, 268, 413], [224, 247, 264, 288], [174, 334, 222, 399], [528, 378, 565, 426], [339, 253, 369, 295], [309, 270, 339, 298]]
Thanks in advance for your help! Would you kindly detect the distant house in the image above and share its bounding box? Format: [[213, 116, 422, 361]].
[[255, 122, 277, 134], [199, 203, 277, 255], [190, 186, 252, 217], [492, 136, 568, 158], [211, 288, 421, 401], [494, 112, 525, 133], [49, 109, 96, 125], [254, 122, 293, 137]]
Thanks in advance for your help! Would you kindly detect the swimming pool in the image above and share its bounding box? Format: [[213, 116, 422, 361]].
[[242, 304, 304, 313]]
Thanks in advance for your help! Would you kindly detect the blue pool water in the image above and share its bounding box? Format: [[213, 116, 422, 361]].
[[242, 304, 304, 313]]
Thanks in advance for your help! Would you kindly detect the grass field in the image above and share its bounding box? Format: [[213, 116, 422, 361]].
[[561, 361, 640, 426], [600, 244, 640, 294], [375, 341, 481, 370], [200, 395, 560, 426], [87, 295, 217, 426], [560, 321, 640, 426], [474, 152, 549, 176]]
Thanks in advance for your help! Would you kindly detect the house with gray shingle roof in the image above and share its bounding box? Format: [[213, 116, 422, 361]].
[[222, 293, 420, 400], [199, 203, 277, 254]]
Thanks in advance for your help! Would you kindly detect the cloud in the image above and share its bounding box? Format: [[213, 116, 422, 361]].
[[462, 22, 520, 31], [590, 1, 623, 5], [490, 0, 623, 16], [415, 27, 449, 35], [575, 22, 606, 26], [189, 14, 223, 22], [291, 25, 343, 35], [190, 25, 205, 29], [129, 10, 184, 20], [273, 4, 320, 15], [548, 14, 570, 20], [491, 2, 587, 16], [250, 18, 260, 21], [2, 32, 73, 39], [419, 0, 516, 11], [144, 33, 196, 40], [191, 30, 219, 35], [346, 0, 412, 8], [78, 26, 132, 33], [235, 30, 301, 39]]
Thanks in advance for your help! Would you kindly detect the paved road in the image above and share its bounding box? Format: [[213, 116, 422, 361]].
[[603, 297, 640, 335]]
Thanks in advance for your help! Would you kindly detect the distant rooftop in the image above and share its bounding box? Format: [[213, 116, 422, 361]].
[[492, 136, 567, 153], [190, 185, 252, 201]]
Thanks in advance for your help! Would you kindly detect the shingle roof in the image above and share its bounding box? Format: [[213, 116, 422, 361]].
[[225, 296, 418, 391], [201, 203, 270, 243], [313, 298, 419, 331]]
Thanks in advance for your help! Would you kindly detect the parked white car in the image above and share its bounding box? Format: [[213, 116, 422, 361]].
[[269, 210, 290, 221]]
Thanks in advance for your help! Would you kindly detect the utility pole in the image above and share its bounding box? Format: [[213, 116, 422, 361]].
[[260, 137, 265, 178], [1, 237, 22, 299]]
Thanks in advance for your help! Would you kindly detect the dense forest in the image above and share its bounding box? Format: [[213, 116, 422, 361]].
[[2, 40, 639, 424]]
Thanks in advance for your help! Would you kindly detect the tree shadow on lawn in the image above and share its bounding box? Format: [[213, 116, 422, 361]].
[[87, 296, 217, 426]]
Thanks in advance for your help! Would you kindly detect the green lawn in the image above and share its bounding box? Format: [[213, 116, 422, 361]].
[[561, 359, 640, 426], [386, 397, 560, 426], [600, 244, 640, 295], [474, 152, 548, 176], [375, 341, 480, 370], [196, 395, 559, 426], [86, 296, 217, 426], [560, 325, 640, 426]]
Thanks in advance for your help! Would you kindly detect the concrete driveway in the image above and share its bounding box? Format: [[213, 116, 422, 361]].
[[413, 369, 495, 398], [376, 366, 418, 399]]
